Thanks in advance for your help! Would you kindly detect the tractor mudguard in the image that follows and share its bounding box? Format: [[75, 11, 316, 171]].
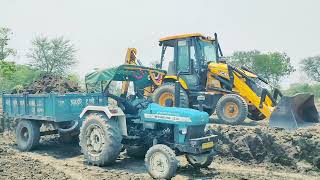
[[269, 93, 320, 129]]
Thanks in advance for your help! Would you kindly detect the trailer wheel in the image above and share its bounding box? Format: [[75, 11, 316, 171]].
[[16, 120, 41, 151], [79, 113, 122, 166], [145, 144, 178, 179], [125, 145, 148, 159], [216, 94, 248, 125], [186, 154, 214, 168], [152, 83, 189, 108]]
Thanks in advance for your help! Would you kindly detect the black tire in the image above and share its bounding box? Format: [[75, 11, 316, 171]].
[[186, 154, 214, 168], [15, 120, 41, 151], [216, 94, 248, 125], [247, 106, 266, 121], [79, 113, 122, 166], [145, 144, 178, 179], [125, 145, 148, 159], [152, 83, 189, 108]]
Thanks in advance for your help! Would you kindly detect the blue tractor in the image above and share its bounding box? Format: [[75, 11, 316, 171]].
[[82, 64, 217, 178]]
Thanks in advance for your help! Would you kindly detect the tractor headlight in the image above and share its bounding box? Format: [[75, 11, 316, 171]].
[[179, 128, 187, 135]]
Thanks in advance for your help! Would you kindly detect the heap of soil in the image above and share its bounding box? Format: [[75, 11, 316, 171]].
[[12, 74, 82, 94], [209, 124, 320, 169]]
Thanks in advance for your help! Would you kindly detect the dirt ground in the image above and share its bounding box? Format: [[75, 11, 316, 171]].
[[1, 123, 320, 180]]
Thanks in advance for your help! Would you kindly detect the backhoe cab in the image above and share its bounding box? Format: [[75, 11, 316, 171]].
[[153, 33, 319, 129]]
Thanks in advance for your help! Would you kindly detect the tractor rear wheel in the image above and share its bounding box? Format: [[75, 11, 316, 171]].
[[152, 83, 189, 108], [16, 120, 41, 151], [216, 94, 248, 125], [79, 113, 122, 166]]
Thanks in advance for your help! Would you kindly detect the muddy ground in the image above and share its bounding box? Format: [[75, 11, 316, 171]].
[[1, 122, 320, 180]]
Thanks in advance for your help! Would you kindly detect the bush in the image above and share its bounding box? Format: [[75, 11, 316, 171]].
[[284, 83, 320, 100]]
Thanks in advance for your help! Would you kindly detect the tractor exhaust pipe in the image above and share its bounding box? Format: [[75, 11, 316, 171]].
[[269, 93, 320, 129]]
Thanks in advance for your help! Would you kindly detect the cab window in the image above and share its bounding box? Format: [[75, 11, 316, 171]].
[[177, 40, 190, 73]]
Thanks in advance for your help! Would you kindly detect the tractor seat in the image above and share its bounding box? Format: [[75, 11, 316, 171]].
[[106, 93, 139, 115]]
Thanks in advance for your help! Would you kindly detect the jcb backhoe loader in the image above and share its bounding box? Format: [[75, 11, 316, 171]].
[[151, 33, 319, 129]]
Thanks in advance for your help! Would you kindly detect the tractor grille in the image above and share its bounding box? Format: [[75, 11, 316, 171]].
[[185, 125, 205, 140]]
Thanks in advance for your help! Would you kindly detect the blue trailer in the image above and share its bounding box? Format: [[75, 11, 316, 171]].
[[2, 93, 107, 122], [2, 93, 109, 150]]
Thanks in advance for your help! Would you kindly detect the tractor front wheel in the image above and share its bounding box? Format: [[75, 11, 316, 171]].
[[145, 144, 178, 179], [216, 94, 248, 125], [152, 83, 189, 108]]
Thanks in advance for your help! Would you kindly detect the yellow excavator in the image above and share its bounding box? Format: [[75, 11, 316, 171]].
[[150, 33, 319, 129]]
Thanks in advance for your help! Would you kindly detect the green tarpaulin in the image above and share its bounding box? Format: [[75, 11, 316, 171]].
[[85, 64, 166, 88]]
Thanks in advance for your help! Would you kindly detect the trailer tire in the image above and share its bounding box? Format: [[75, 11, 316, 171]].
[[145, 144, 178, 179], [152, 83, 189, 108], [126, 145, 148, 159], [216, 94, 248, 125], [79, 113, 122, 166], [16, 120, 41, 151]]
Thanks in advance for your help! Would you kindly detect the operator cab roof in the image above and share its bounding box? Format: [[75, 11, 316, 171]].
[[159, 33, 215, 46]]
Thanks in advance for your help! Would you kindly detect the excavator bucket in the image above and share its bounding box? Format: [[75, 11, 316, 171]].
[[269, 93, 320, 129]]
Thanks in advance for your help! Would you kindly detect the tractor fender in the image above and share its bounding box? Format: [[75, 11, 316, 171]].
[[79, 105, 127, 136], [164, 76, 188, 90]]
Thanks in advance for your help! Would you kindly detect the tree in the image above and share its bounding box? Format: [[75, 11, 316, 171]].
[[0, 27, 16, 61], [229, 50, 295, 87], [27, 36, 77, 75], [0, 61, 40, 92], [300, 56, 320, 82]]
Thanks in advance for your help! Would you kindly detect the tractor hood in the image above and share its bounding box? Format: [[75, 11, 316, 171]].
[[141, 103, 209, 125]]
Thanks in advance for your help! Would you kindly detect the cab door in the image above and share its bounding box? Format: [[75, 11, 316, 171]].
[[175, 38, 202, 91]]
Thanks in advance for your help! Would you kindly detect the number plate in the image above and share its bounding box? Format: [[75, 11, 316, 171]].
[[201, 141, 214, 149]]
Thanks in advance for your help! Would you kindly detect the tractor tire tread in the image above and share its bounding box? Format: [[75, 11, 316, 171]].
[[79, 113, 122, 166], [145, 144, 178, 179]]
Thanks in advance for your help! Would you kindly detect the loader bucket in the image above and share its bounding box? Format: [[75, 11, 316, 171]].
[[269, 93, 320, 129]]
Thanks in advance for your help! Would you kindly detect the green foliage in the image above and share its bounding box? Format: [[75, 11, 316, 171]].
[[284, 83, 320, 99], [0, 27, 16, 61], [27, 36, 77, 76], [300, 56, 320, 82], [229, 50, 295, 87], [0, 61, 40, 93]]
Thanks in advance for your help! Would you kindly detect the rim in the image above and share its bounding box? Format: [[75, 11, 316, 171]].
[[85, 124, 105, 155], [223, 102, 239, 119], [20, 127, 29, 142], [149, 151, 169, 177], [188, 154, 209, 165], [159, 92, 174, 107]]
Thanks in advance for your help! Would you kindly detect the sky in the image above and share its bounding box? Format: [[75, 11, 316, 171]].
[[1, 0, 320, 87]]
